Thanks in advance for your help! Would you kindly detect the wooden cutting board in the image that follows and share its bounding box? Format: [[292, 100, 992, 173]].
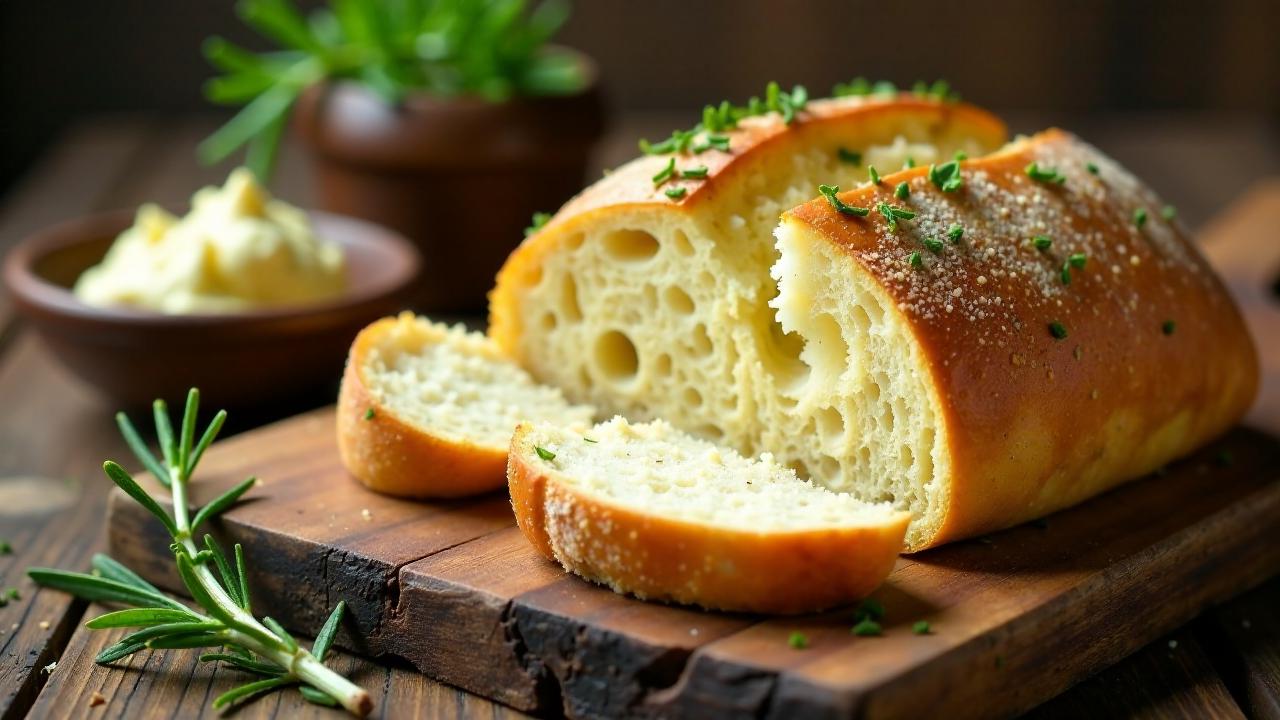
[[105, 184, 1280, 720]]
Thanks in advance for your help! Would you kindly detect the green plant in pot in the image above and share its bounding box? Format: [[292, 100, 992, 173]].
[[201, 0, 605, 312]]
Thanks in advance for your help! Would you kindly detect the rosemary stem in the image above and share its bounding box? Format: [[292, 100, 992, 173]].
[[168, 457, 370, 715]]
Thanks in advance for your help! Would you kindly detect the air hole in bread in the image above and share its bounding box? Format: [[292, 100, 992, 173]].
[[595, 330, 640, 384], [815, 406, 845, 444], [690, 324, 713, 357], [560, 275, 583, 321], [664, 286, 696, 314], [602, 229, 660, 261], [899, 444, 915, 469], [671, 230, 695, 257], [643, 284, 658, 311], [805, 314, 849, 388], [818, 455, 840, 481], [683, 387, 704, 408], [694, 423, 725, 441], [654, 353, 673, 376]]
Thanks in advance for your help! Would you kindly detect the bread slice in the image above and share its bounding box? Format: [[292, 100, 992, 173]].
[[337, 312, 596, 497], [508, 417, 910, 613], [490, 94, 1257, 550]]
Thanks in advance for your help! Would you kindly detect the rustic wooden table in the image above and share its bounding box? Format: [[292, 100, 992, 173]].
[[0, 113, 1276, 719]]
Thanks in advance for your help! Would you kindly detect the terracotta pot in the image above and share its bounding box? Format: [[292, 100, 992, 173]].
[[294, 56, 606, 313]]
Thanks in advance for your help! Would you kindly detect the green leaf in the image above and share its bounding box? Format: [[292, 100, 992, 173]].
[[86, 608, 199, 629], [234, 544, 251, 611], [200, 652, 285, 676], [203, 535, 243, 608], [146, 632, 226, 650], [91, 554, 164, 595], [312, 600, 345, 661], [175, 552, 238, 627], [191, 477, 257, 536], [115, 412, 171, 488], [97, 621, 223, 663], [238, 0, 327, 56], [197, 81, 301, 168], [103, 461, 178, 538], [152, 399, 178, 472], [262, 617, 298, 652], [95, 639, 148, 664], [178, 389, 200, 479], [299, 685, 339, 706], [28, 568, 189, 612], [212, 676, 294, 710], [205, 72, 273, 106], [186, 410, 227, 479], [203, 36, 269, 74], [245, 112, 287, 184]]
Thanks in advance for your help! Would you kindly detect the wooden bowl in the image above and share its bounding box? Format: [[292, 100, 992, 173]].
[[3, 209, 420, 409]]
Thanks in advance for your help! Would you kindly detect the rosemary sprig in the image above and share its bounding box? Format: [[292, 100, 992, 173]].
[[28, 389, 371, 716]]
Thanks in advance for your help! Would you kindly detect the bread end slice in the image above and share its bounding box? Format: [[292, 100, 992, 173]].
[[338, 313, 595, 498], [509, 418, 909, 614]]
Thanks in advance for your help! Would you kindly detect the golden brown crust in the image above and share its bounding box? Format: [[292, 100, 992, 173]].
[[507, 423, 910, 614], [336, 318, 507, 498], [489, 95, 1008, 350], [785, 129, 1259, 549]]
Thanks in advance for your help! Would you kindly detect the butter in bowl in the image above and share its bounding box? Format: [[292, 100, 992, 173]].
[[3, 169, 420, 408]]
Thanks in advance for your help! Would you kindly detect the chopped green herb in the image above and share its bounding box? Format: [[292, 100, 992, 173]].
[[908, 252, 923, 268], [872, 80, 897, 96], [1032, 235, 1052, 251], [681, 166, 709, 179], [954, 150, 968, 161], [904, 157, 916, 169], [701, 101, 738, 133], [363, 408, 375, 421], [1133, 208, 1148, 228], [868, 166, 881, 185], [652, 157, 676, 186], [1069, 253, 1087, 269], [5, 588, 18, 600], [0, 541, 10, 555], [1048, 321, 1068, 340], [852, 619, 883, 636], [855, 598, 885, 621], [583, 437, 597, 443], [524, 211, 552, 237], [0, 596, 7, 608], [765, 81, 807, 125], [1026, 162, 1066, 184], [664, 187, 687, 200], [895, 182, 910, 200], [534, 446, 556, 461], [1161, 205, 1177, 221], [692, 134, 731, 154], [818, 184, 870, 217], [788, 631, 809, 649], [1162, 320, 1176, 336], [928, 161, 962, 192], [876, 202, 916, 231], [947, 225, 965, 243], [912, 620, 931, 635], [923, 237, 944, 254], [832, 77, 872, 97], [639, 127, 698, 155], [837, 147, 862, 165], [1060, 262, 1072, 286], [1086, 162, 1100, 175], [912, 80, 929, 96]]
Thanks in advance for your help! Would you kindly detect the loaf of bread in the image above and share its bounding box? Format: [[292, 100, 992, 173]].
[[490, 95, 1258, 550], [337, 312, 595, 497], [508, 417, 909, 613]]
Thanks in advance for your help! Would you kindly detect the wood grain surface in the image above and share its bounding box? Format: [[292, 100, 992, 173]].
[[0, 116, 1277, 719], [106, 411, 1280, 719]]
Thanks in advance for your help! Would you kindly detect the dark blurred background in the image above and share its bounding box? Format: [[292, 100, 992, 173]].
[[2, 0, 1278, 221]]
